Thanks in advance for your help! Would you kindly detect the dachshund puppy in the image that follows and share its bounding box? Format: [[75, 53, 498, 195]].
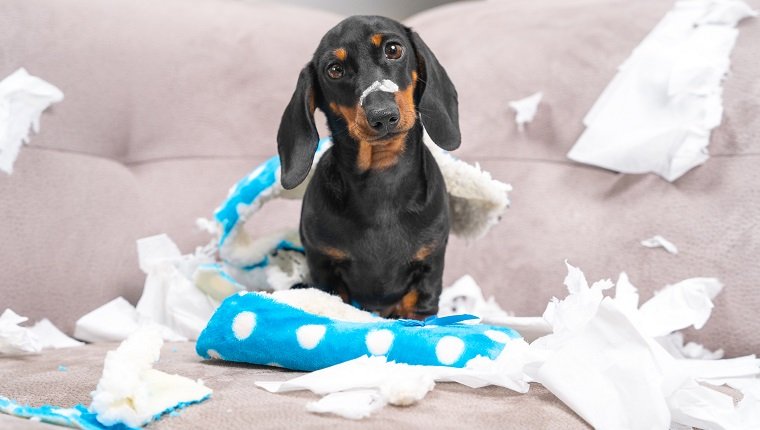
[[277, 15, 460, 319]]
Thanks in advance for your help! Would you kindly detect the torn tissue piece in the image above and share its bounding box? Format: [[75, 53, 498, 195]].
[[567, 0, 757, 181], [74, 297, 141, 342], [641, 235, 679, 254], [90, 327, 212, 428], [695, 0, 758, 26], [0, 311, 79, 355], [0, 68, 64, 174], [507, 91, 542, 130], [75, 234, 219, 343], [658, 332, 724, 360], [135, 234, 218, 340], [0, 309, 42, 355], [637, 277, 723, 337], [306, 390, 386, 420], [527, 298, 674, 429], [28, 319, 83, 349]]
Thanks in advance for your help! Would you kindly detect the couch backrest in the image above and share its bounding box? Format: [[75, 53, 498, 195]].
[[2, 0, 758, 357]]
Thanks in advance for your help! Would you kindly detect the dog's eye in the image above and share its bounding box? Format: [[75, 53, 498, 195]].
[[384, 42, 403, 60], [326, 63, 344, 79]]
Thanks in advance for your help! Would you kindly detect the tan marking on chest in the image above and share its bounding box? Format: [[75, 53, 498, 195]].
[[395, 290, 420, 318]]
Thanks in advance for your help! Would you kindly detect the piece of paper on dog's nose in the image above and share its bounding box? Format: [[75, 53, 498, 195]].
[[566, 0, 757, 181], [507, 91, 542, 130], [0, 68, 63, 174]]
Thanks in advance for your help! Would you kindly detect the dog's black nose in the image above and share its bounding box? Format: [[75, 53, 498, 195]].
[[366, 106, 400, 134]]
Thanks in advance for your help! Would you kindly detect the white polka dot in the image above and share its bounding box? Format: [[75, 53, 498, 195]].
[[207, 349, 223, 359], [366, 330, 394, 356], [435, 336, 465, 365], [484, 330, 511, 343], [232, 311, 257, 340], [296, 325, 326, 350]]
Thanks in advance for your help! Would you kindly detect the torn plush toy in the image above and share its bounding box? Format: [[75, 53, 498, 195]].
[[0, 327, 211, 429], [196, 288, 521, 371], [204, 133, 511, 294]]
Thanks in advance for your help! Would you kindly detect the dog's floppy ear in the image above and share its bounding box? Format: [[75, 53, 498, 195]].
[[407, 29, 460, 151], [277, 63, 320, 190]]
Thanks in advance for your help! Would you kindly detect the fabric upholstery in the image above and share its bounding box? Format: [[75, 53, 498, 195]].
[[0, 342, 589, 429], [0, 0, 757, 397]]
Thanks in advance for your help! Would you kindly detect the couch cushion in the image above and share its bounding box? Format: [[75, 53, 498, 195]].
[[0, 342, 590, 429]]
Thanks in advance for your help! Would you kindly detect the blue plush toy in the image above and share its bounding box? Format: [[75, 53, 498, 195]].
[[196, 288, 521, 371]]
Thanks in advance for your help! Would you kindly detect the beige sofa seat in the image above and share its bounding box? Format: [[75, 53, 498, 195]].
[[1, 0, 759, 428]]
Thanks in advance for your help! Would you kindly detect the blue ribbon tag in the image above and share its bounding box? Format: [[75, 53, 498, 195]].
[[397, 314, 480, 327]]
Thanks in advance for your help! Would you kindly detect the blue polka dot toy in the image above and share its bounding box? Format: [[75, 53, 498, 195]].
[[196, 289, 521, 371]]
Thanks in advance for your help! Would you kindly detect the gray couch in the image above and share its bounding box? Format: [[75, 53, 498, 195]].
[[1, 0, 758, 428]]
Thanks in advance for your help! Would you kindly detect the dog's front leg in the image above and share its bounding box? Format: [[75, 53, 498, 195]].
[[395, 252, 445, 320]]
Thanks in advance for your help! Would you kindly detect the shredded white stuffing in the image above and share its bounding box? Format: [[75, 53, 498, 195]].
[[89, 327, 212, 428]]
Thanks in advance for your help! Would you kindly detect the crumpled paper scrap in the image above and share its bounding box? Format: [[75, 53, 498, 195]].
[[306, 389, 386, 420], [0, 68, 63, 174], [527, 262, 758, 429], [75, 234, 219, 343], [508, 91, 542, 130], [567, 0, 757, 181], [641, 234, 679, 254], [0, 309, 42, 354], [1, 309, 82, 355]]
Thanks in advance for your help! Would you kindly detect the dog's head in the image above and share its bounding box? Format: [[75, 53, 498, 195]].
[[277, 15, 460, 189]]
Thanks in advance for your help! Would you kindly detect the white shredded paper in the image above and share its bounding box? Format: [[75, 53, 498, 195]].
[[0, 68, 63, 174], [507, 91, 542, 130], [75, 234, 219, 343], [259, 263, 760, 428], [567, 0, 758, 181], [641, 235, 679, 254], [0, 309, 81, 355]]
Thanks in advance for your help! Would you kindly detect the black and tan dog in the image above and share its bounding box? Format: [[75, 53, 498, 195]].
[[277, 15, 460, 319]]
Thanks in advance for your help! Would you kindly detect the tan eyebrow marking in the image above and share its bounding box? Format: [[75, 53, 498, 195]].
[[334, 48, 347, 61], [371, 33, 383, 47], [320, 246, 348, 261], [413, 242, 436, 261]]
